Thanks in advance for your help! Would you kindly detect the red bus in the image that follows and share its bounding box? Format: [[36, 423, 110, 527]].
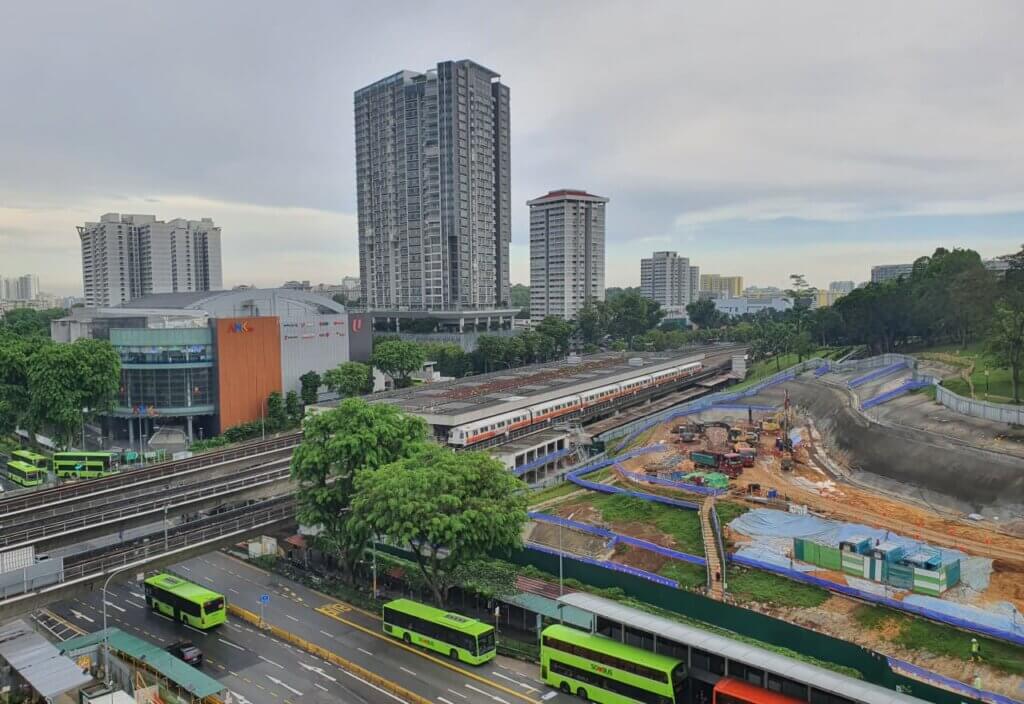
[[714, 678, 808, 704]]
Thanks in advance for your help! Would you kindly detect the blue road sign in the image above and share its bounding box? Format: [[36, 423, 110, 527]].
[[259, 593, 270, 604]]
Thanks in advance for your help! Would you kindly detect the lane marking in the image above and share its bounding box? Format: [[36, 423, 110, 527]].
[[341, 670, 405, 703], [104, 601, 126, 613], [314, 604, 537, 704], [492, 672, 538, 692], [400, 666, 418, 677], [314, 683, 329, 692], [319, 630, 334, 638], [466, 684, 510, 704], [439, 698, 456, 704], [357, 647, 373, 656], [69, 610, 94, 623], [229, 588, 240, 594], [185, 625, 208, 637], [218, 638, 245, 651], [285, 614, 300, 622], [126, 600, 146, 609], [266, 675, 302, 696], [447, 689, 468, 700], [259, 655, 284, 669], [130, 591, 145, 600]]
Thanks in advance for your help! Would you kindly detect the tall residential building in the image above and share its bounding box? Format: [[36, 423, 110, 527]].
[[355, 59, 511, 311], [77, 213, 222, 307], [870, 263, 913, 284], [699, 274, 743, 298], [0, 274, 40, 301], [528, 189, 608, 321], [829, 280, 856, 294], [641, 252, 699, 310]]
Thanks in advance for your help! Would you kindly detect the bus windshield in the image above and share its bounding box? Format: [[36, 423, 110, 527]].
[[204, 598, 225, 614], [478, 632, 495, 654]]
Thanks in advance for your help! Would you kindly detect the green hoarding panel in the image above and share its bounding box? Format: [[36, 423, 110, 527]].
[[819, 545, 842, 571]]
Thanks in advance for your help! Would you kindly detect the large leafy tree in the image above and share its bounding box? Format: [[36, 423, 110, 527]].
[[686, 298, 724, 329], [266, 391, 288, 430], [0, 332, 33, 435], [475, 335, 509, 372], [0, 308, 67, 338], [351, 445, 527, 607], [285, 391, 303, 424], [606, 291, 665, 346], [536, 316, 574, 357], [371, 340, 426, 388], [299, 370, 321, 406], [25, 338, 120, 447], [987, 303, 1024, 404], [575, 304, 608, 346], [323, 361, 373, 398], [510, 284, 530, 309], [290, 399, 427, 579]]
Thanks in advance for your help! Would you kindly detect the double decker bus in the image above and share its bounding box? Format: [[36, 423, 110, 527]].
[[52, 451, 119, 479], [144, 573, 227, 629], [5, 450, 49, 487], [541, 624, 686, 704], [382, 598, 496, 665]]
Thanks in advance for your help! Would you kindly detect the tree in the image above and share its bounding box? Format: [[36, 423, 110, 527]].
[[421, 342, 471, 378], [606, 291, 665, 346], [290, 399, 428, 580], [987, 303, 1024, 404], [266, 391, 287, 430], [475, 335, 508, 372], [536, 316, 574, 356], [323, 361, 373, 398], [299, 370, 321, 406], [0, 332, 33, 435], [331, 293, 349, 307], [0, 308, 67, 338], [686, 298, 723, 329], [25, 338, 120, 447], [575, 304, 607, 346], [285, 391, 302, 424], [371, 340, 426, 388], [351, 444, 527, 607], [510, 284, 530, 309]]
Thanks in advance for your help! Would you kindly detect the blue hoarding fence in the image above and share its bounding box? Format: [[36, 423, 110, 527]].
[[861, 380, 931, 410], [848, 362, 910, 389]]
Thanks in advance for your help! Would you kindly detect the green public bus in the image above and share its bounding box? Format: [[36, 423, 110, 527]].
[[52, 451, 119, 479], [144, 573, 227, 629], [382, 598, 496, 665], [540, 624, 687, 704], [5, 450, 49, 487]]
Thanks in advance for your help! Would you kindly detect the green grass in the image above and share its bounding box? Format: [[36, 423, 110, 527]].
[[727, 568, 830, 608], [731, 349, 833, 391], [944, 365, 1020, 404], [592, 494, 705, 555], [659, 561, 707, 589], [853, 605, 1024, 677], [714, 501, 748, 526], [528, 481, 583, 507]]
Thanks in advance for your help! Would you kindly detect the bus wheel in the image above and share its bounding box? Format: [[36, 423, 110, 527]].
[[576, 687, 588, 701], [559, 682, 570, 694]]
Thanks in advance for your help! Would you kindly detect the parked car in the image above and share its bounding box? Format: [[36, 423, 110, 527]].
[[166, 640, 203, 666]]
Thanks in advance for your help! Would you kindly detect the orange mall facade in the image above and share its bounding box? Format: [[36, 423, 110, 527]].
[[213, 316, 283, 433]]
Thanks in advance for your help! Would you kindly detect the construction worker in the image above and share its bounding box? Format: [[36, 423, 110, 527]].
[[972, 674, 982, 690], [970, 637, 980, 662]]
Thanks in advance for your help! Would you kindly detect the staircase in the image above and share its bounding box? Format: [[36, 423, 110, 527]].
[[700, 497, 726, 600]]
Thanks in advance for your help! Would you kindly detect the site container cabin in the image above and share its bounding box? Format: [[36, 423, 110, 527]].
[[540, 623, 686, 704], [382, 598, 496, 665], [52, 451, 119, 479], [144, 573, 227, 629]]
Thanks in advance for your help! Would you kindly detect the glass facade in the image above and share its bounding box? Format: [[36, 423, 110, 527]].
[[110, 327, 215, 415]]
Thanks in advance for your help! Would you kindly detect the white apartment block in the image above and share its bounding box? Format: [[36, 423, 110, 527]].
[[528, 190, 608, 321], [641, 251, 699, 310], [0, 274, 40, 301], [78, 213, 222, 306]]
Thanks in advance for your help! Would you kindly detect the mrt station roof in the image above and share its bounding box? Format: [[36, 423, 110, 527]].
[[372, 347, 725, 427]]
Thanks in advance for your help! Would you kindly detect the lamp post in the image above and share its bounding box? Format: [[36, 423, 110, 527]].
[[163, 503, 170, 552], [558, 512, 576, 598], [102, 564, 136, 682], [371, 534, 379, 600]]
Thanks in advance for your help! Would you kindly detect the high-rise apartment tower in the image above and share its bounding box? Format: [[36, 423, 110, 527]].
[[355, 60, 511, 310], [528, 190, 608, 321], [642, 252, 699, 309], [77, 213, 222, 307]]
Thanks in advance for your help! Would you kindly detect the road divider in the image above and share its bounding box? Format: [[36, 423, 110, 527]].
[[228, 603, 433, 704]]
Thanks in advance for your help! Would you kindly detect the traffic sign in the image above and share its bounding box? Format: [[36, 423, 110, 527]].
[[259, 593, 270, 604]]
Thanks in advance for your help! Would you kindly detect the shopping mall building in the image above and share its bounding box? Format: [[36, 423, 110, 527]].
[[52, 289, 371, 445]]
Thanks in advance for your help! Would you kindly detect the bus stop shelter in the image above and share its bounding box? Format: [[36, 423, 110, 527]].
[[0, 619, 93, 702]]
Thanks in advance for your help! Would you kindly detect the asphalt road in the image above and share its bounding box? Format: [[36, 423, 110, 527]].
[[50, 550, 573, 704]]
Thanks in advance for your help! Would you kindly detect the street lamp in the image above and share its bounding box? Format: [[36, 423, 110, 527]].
[[558, 512, 576, 598], [101, 564, 137, 682]]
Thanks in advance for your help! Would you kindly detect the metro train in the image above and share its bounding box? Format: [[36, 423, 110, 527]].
[[448, 361, 703, 447]]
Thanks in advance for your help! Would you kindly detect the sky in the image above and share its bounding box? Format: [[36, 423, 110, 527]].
[[1, 1, 1023, 296]]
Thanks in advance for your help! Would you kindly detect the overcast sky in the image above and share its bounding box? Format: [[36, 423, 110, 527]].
[[2, 1, 1023, 296]]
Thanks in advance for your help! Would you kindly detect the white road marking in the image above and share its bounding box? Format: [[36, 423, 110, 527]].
[[319, 629, 335, 638], [342, 670, 405, 703], [266, 675, 302, 696], [203, 576, 215, 583], [104, 601, 126, 613], [130, 591, 145, 600], [126, 600, 145, 609], [438, 698, 456, 704], [314, 683, 329, 692], [465, 684, 510, 704], [357, 647, 373, 656], [447, 690, 468, 700], [218, 638, 245, 651], [399, 666, 418, 677], [259, 655, 284, 669], [491, 672, 538, 691], [285, 614, 299, 622], [185, 625, 208, 636], [229, 691, 254, 704], [70, 610, 94, 623], [541, 692, 558, 701], [299, 662, 337, 682], [228, 588, 239, 594], [181, 566, 191, 571]]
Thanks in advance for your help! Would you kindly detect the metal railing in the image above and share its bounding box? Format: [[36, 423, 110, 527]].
[[0, 465, 292, 549], [0, 432, 301, 515]]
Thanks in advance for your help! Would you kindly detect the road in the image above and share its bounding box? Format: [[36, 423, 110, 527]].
[[48, 551, 572, 704]]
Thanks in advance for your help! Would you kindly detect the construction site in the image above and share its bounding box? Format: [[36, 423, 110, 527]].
[[526, 355, 1024, 699]]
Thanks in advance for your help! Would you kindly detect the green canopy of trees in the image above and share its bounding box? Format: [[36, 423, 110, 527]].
[[351, 444, 527, 606], [299, 370, 322, 406], [323, 361, 373, 398], [371, 340, 426, 388], [0, 308, 67, 338]]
